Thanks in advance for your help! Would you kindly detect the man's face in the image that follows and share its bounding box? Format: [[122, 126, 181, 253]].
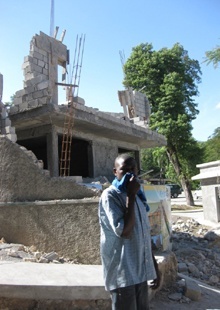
[[113, 157, 138, 181]]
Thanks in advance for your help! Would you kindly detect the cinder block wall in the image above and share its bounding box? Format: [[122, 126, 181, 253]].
[[0, 199, 101, 264], [10, 31, 67, 114]]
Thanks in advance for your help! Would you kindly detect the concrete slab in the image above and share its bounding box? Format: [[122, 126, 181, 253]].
[[172, 210, 220, 228], [0, 252, 177, 307], [0, 261, 109, 300]]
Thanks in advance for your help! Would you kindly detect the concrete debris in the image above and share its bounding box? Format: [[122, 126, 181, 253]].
[[0, 241, 79, 264], [184, 278, 201, 301], [172, 217, 220, 289]]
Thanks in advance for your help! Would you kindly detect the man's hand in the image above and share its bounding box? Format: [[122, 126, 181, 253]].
[[126, 175, 140, 197], [121, 175, 140, 238], [149, 254, 161, 290], [149, 274, 161, 290]]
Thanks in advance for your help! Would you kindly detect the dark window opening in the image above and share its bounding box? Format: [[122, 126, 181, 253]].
[[17, 137, 48, 169], [58, 136, 92, 178]]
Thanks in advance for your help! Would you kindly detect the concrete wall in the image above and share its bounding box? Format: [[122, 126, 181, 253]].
[[192, 161, 220, 223], [92, 141, 118, 181], [202, 185, 220, 223], [0, 199, 101, 264], [0, 137, 97, 202], [0, 73, 17, 142]]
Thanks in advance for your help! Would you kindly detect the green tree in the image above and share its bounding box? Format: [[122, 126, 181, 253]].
[[4, 94, 15, 108], [203, 127, 220, 162], [124, 43, 202, 205], [204, 45, 220, 68]]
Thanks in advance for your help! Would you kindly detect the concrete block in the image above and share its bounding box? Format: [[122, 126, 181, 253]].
[[33, 57, 38, 65], [43, 89, 49, 96], [22, 60, 32, 70], [28, 99, 39, 108], [5, 126, 15, 134], [38, 59, 45, 68], [9, 105, 19, 114], [23, 80, 31, 88], [27, 93, 33, 101], [19, 102, 28, 110], [184, 278, 201, 301], [43, 56, 48, 63], [6, 133, 17, 142], [24, 65, 32, 74], [38, 97, 47, 105], [13, 97, 22, 105], [73, 96, 85, 105], [23, 55, 33, 63], [24, 73, 35, 81], [37, 80, 49, 90], [27, 75, 47, 86], [25, 85, 36, 94], [132, 116, 141, 122], [33, 90, 44, 99], [15, 89, 26, 98], [22, 94, 28, 103], [42, 68, 48, 76], [30, 51, 44, 61], [33, 45, 48, 57], [134, 120, 147, 127], [31, 63, 43, 74]]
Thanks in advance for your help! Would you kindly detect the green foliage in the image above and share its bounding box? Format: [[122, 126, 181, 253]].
[[4, 94, 15, 107], [124, 43, 202, 199], [203, 127, 220, 161], [204, 45, 220, 68], [141, 147, 167, 177]]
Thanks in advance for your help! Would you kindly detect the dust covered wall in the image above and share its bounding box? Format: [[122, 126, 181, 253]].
[[92, 138, 141, 181], [92, 140, 118, 181], [0, 199, 101, 264], [0, 137, 97, 202]]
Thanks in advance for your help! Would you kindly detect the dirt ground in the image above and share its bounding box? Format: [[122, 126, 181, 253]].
[[150, 280, 220, 310]]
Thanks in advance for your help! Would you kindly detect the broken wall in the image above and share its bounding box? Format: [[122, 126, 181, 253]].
[[10, 31, 67, 114], [0, 73, 17, 142], [0, 137, 97, 202], [118, 88, 151, 126]]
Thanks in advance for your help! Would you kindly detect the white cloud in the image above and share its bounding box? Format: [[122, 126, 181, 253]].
[[216, 102, 220, 109]]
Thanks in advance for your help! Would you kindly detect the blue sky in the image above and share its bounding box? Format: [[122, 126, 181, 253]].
[[0, 0, 219, 141]]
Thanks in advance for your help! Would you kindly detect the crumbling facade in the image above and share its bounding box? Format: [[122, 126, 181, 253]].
[[0, 31, 168, 266], [118, 87, 151, 126], [0, 73, 17, 142], [6, 31, 166, 181], [11, 31, 67, 112]]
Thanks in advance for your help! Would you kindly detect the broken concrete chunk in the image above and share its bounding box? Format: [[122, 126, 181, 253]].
[[43, 251, 59, 261], [184, 278, 201, 301]]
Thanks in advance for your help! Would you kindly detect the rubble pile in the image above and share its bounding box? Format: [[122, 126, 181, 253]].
[[0, 238, 78, 264], [172, 217, 220, 289]]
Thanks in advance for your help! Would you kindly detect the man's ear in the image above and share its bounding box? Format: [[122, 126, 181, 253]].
[[113, 168, 117, 175]]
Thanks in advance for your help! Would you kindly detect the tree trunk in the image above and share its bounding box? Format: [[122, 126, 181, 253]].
[[179, 176, 195, 206], [166, 148, 195, 206]]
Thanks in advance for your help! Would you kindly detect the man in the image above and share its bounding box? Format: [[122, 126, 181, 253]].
[[98, 153, 160, 310]]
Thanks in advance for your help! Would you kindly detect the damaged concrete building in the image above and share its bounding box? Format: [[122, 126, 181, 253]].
[[0, 31, 169, 265], [5, 31, 166, 181]]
